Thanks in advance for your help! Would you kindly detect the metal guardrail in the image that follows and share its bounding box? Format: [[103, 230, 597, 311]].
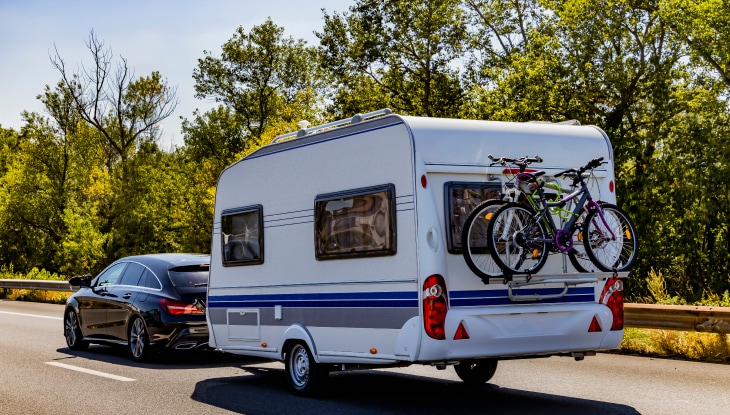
[[2, 279, 729, 333], [624, 303, 730, 334], [0, 279, 77, 292]]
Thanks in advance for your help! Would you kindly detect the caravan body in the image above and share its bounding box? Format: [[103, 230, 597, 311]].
[[206, 110, 626, 393]]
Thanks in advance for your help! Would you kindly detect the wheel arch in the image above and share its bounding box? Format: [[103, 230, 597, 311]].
[[280, 324, 318, 362]]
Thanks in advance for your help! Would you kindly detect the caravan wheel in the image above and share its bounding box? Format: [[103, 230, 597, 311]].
[[454, 359, 498, 384], [285, 342, 329, 396]]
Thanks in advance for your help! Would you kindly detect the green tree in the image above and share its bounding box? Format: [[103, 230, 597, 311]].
[[181, 106, 247, 175], [656, 0, 730, 89], [317, 0, 467, 118], [192, 19, 323, 148], [50, 30, 178, 175], [0, 111, 106, 272], [107, 146, 211, 258], [44, 31, 186, 266]]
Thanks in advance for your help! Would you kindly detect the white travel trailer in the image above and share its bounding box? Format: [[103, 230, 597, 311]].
[[206, 109, 627, 395]]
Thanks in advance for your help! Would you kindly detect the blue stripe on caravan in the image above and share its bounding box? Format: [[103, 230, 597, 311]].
[[208, 286, 594, 309], [450, 286, 595, 307], [209, 299, 418, 309], [208, 291, 419, 309]]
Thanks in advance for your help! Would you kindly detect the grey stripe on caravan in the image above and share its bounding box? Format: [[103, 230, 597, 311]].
[[209, 307, 418, 330]]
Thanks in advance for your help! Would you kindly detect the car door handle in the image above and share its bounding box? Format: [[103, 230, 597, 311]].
[[123, 293, 132, 299]]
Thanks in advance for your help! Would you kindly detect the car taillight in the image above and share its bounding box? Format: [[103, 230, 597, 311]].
[[599, 276, 624, 330], [160, 298, 204, 315], [423, 274, 448, 340]]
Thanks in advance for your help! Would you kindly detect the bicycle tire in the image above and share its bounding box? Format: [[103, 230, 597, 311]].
[[582, 203, 638, 272], [486, 202, 549, 275], [461, 199, 507, 279]]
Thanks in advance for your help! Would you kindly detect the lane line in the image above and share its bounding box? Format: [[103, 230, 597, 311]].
[[0, 310, 62, 320], [45, 362, 136, 382]]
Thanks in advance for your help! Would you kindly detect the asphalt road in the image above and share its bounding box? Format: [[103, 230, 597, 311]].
[[1, 299, 728, 415]]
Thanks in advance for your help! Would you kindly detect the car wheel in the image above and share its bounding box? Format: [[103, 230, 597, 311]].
[[64, 309, 88, 351], [454, 358, 498, 384], [128, 316, 151, 362], [285, 342, 329, 396]]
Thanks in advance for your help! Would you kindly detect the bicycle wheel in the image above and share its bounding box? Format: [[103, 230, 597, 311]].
[[582, 203, 638, 272], [487, 202, 549, 275], [461, 199, 507, 279]]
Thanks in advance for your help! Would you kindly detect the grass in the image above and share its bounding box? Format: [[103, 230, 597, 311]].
[[620, 328, 730, 363], [0, 288, 70, 304]]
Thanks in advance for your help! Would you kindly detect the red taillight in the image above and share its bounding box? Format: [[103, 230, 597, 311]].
[[423, 274, 448, 340], [160, 298, 204, 315], [599, 276, 624, 330]]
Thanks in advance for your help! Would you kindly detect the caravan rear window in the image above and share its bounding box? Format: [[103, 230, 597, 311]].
[[444, 182, 502, 254], [314, 184, 396, 260], [221, 205, 264, 266]]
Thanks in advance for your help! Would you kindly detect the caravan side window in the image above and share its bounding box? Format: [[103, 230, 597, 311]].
[[221, 205, 264, 266], [444, 182, 502, 254], [315, 184, 396, 260]]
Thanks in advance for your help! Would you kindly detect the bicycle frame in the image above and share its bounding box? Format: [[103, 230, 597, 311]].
[[522, 172, 618, 254]]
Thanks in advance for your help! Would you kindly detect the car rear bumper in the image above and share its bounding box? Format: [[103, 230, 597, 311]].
[[151, 323, 210, 350]]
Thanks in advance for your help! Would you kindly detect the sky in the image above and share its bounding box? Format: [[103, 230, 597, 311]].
[[0, 0, 353, 148]]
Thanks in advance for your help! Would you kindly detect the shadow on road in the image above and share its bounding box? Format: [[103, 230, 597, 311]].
[[54, 344, 254, 369], [191, 365, 641, 415]]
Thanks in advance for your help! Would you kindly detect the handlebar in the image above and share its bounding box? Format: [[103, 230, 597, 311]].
[[555, 157, 605, 178]]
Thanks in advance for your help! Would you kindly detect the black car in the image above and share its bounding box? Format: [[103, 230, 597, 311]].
[[63, 253, 210, 361]]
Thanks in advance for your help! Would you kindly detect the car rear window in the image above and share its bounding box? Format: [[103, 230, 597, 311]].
[[168, 265, 209, 287]]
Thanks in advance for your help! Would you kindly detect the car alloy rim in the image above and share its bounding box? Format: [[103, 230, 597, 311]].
[[65, 312, 78, 345], [130, 319, 145, 358]]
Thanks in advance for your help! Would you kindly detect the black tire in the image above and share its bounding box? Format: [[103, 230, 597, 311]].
[[487, 202, 549, 275], [461, 199, 507, 279], [128, 316, 151, 362], [582, 203, 638, 272], [454, 359, 498, 384], [64, 309, 88, 351], [285, 342, 329, 396]]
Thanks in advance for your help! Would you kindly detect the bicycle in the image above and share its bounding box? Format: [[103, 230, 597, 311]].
[[480, 157, 637, 276], [461, 155, 601, 281]]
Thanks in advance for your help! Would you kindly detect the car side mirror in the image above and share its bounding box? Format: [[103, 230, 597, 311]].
[[69, 273, 92, 288]]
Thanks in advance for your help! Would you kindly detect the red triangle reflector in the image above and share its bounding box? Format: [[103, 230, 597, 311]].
[[588, 316, 602, 332], [454, 321, 470, 340]]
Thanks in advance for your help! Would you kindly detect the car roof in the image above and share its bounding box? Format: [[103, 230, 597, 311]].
[[117, 253, 210, 272]]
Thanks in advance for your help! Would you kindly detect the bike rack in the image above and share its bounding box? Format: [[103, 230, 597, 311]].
[[507, 275, 600, 302]]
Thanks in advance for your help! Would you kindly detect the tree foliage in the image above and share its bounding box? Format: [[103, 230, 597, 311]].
[[192, 19, 323, 147], [317, 0, 467, 117]]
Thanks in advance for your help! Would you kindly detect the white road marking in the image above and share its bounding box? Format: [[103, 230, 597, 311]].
[[0, 310, 62, 320], [45, 362, 136, 382]]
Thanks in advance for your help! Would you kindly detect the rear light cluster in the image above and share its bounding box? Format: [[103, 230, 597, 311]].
[[423, 274, 448, 339], [599, 276, 624, 330], [160, 298, 204, 315]]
